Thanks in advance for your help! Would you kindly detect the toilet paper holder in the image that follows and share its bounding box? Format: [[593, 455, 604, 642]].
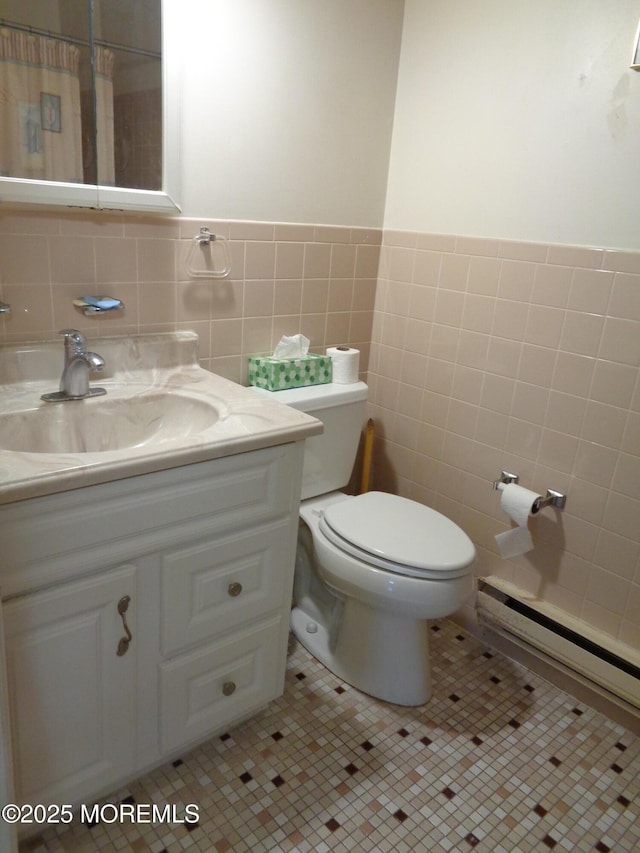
[[492, 470, 520, 489], [532, 489, 567, 513], [492, 471, 566, 512]]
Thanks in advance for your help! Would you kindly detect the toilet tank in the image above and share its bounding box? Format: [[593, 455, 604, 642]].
[[252, 381, 368, 499]]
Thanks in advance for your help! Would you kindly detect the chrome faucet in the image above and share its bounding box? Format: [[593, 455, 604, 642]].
[[41, 329, 107, 402]]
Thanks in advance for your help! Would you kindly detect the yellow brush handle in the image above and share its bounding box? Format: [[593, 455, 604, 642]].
[[360, 418, 375, 494]]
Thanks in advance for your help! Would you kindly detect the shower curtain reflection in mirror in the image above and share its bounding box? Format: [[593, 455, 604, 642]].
[[0, 27, 114, 184]]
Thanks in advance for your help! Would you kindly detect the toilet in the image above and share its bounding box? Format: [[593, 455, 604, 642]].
[[255, 380, 476, 706]]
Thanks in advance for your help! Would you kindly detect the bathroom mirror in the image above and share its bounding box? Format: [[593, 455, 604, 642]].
[[0, 0, 180, 212]]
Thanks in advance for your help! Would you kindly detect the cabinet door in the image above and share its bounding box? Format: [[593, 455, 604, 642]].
[[3, 565, 136, 806]]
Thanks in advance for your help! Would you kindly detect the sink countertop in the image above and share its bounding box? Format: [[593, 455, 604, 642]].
[[0, 332, 323, 505]]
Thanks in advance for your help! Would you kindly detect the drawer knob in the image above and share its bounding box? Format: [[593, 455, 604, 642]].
[[222, 681, 236, 696], [227, 582, 242, 597]]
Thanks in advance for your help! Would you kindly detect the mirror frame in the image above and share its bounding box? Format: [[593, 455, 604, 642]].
[[0, 2, 181, 213]]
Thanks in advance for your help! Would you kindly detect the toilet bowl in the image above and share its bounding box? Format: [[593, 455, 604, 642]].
[[250, 380, 476, 705], [292, 490, 475, 705]]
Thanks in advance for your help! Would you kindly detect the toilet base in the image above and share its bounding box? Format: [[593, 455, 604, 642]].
[[291, 599, 432, 706]]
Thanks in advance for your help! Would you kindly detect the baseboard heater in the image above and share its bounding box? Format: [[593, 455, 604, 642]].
[[477, 578, 640, 711]]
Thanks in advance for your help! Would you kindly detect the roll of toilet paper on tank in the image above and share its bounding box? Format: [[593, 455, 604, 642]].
[[494, 483, 541, 558], [327, 346, 360, 383]]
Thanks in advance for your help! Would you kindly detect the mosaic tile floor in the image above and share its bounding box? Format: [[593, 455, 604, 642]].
[[21, 620, 639, 853]]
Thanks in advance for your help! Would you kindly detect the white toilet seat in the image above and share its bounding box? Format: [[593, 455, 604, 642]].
[[319, 491, 475, 580]]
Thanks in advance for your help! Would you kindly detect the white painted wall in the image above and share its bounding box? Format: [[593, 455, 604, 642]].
[[167, 0, 640, 249], [166, 0, 404, 226], [384, 0, 640, 250]]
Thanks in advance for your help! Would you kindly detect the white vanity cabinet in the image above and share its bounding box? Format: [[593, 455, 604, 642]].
[[0, 441, 304, 812]]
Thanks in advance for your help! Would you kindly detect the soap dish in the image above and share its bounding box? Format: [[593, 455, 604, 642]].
[[73, 296, 124, 317]]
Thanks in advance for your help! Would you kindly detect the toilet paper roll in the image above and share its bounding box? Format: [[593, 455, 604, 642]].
[[495, 526, 534, 559], [494, 483, 541, 558], [327, 346, 360, 384], [499, 483, 541, 525]]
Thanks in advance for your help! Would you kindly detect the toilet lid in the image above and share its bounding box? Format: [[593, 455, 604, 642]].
[[321, 491, 475, 577]]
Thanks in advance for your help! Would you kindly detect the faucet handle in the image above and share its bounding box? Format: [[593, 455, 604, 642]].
[[58, 328, 87, 351]]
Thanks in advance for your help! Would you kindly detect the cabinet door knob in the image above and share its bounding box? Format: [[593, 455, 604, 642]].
[[227, 582, 242, 597], [116, 595, 132, 656], [222, 681, 236, 696]]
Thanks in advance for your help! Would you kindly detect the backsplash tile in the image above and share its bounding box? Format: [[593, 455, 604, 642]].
[[0, 211, 378, 386]]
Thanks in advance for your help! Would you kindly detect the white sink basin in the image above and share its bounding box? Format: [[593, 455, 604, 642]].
[[0, 331, 322, 505], [0, 391, 220, 454]]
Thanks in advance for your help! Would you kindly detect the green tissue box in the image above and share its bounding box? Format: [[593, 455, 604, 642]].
[[248, 354, 332, 391]]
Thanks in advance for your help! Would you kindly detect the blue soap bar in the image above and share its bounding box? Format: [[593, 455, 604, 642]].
[[82, 295, 121, 309]]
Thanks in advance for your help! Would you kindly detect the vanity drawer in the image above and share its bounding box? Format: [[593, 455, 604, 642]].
[[160, 520, 292, 655], [159, 617, 284, 754]]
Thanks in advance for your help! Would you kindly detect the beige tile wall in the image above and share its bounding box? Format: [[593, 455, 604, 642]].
[[0, 211, 380, 384], [368, 232, 640, 653]]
